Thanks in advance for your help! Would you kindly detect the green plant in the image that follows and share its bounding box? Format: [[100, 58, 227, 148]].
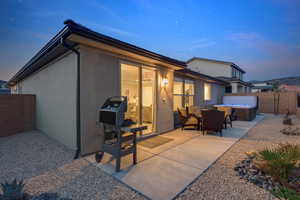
[[0, 179, 28, 200], [273, 186, 300, 200], [255, 143, 300, 181]]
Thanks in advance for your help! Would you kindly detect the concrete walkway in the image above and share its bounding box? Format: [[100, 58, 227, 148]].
[[86, 115, 264, 200]]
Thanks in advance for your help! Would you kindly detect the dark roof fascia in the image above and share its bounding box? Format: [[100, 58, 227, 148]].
[[8, 26, 72, 85], [230, 79, 253, 87], [231, 64, 245, 73], [217, 76, 252, 87], [186, 57, 245, 73], [8, 20, 187, 85], [252, 85, 274, 89], [175, 69, 229, 85], [186, 57, 232, 65], [65, 20, 186, 68]]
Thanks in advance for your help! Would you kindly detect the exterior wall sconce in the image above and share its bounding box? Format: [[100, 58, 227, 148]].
[[162, 78, 169, 87]]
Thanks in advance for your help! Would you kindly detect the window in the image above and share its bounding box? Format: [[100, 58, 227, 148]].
[[239, 72, 243, 80], [204, 83, 212, 101], [184, 80, 194, 107], [232, 68, 236, 78], [173, 78, 183, 111], [225, 86, 232, 93], [173, 78, 194, 110]]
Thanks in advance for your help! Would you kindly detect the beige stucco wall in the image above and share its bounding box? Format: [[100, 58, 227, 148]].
[[231, 82, 238, 93], [202, 82, 225, 105], [80, 45, 120, 155], [194, 79, 204, 106], [79, 45, 175, 154], [17, 53, 77, 149], [156, 67, 174, 133], [187, 60, 232, 78]]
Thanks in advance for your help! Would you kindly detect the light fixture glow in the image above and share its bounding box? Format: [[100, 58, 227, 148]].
[[162, 78, 169, 87]]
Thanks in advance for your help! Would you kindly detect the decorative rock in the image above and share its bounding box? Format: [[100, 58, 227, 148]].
[[234, 155, 282, 193]]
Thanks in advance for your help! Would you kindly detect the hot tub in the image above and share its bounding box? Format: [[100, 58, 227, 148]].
[[214, 96, 258, 121]]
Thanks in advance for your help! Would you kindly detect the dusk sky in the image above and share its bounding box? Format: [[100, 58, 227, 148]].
[[1, 0, 300, 81]]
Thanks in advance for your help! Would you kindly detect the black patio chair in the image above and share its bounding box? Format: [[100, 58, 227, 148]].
[[201, 109, 225, 136]]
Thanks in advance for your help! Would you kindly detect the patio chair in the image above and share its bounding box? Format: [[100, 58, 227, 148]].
[[177, 108, 200, 130], [201, 109, 225, 136], [216, 106, 233, 128]]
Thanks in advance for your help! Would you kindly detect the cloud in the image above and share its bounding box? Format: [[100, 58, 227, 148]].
[[87, 1, 124, 24], [189, 39, 216, 49], [99, 25, 138, 38], [227, 32, 300, 80], [227, 32, 263, 48], [81, 21, 138, 38]]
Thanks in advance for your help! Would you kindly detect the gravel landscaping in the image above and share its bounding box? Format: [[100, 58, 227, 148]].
[[1, 114, 300, 200], [0, 131, 145, 200], [176, 114, 300, 200]]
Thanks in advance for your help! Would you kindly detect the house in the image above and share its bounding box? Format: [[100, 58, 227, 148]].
[[186, 57, 252, 94], [279, 84, 300, 93], [7, 20, 226, 156], [0, 80, 10, 94], [250, 80, 274, 92]]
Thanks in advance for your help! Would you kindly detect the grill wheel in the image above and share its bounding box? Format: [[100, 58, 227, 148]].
[[95, 152, 104, 163]]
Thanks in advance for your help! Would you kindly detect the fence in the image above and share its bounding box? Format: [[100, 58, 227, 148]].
[[0, 94, 35, 137], [225, 91, 299, 115]]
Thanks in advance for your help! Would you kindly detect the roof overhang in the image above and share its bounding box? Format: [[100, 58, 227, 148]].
[[67, 34, 183, 70], [8, 20, 186, 86], [230, 80, 253, 87], [175, 69, 229, 86]]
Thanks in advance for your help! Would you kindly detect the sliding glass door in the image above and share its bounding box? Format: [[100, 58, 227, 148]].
[[121, 62, 155, 135]]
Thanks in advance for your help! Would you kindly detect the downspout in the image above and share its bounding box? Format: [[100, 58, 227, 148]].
[[60, 38, 81, 159]]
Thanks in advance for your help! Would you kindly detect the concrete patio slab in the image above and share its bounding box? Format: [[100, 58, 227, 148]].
[[88, 114, 265, 200], [159, 137, 235, 169], [114, 156, 200, 200], [85, 147, 155, 174], [138, 130, 199, 155]]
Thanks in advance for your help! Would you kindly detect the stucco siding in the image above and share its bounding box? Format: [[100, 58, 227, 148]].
[[187, 60, 231, 78], [203, 83, 225, 105], [213, 84, 225, 104], [18, 53, 77, 149], [194, 79, 204, 106], [80, 45, 120, 155], [156, 68, 174, 133]]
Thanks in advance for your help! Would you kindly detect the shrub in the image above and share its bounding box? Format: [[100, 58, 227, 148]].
[[0, 179, 72, 200], [255, 143, 300, 181], [0, 179, 29, 200], [273, 186, 300, 200]]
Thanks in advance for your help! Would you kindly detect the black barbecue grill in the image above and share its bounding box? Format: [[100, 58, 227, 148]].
[[96, 96, 147, 172]]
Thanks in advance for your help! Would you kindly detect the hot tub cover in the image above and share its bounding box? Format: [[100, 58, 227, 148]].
[[215, 96, 257, 109]]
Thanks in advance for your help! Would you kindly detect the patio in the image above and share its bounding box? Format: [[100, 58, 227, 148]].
[[85, 114, 264, 200]]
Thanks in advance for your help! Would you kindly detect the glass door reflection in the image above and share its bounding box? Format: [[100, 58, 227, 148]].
[[121, 63, 155, 135]]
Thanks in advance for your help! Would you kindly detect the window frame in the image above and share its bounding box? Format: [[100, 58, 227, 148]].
[[204, 82, 212, 101], [173, 77, 195, 110]]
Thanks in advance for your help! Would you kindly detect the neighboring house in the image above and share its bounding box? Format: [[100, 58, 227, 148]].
[[7, 20, 226, 156], [186, 57, 252, 94], [279, 84, 300, 93], [0, 80, 10, 94], [250, 80, 274, 93]]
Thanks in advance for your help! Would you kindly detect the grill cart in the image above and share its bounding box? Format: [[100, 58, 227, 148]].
[[96, 96, 147, 172]]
